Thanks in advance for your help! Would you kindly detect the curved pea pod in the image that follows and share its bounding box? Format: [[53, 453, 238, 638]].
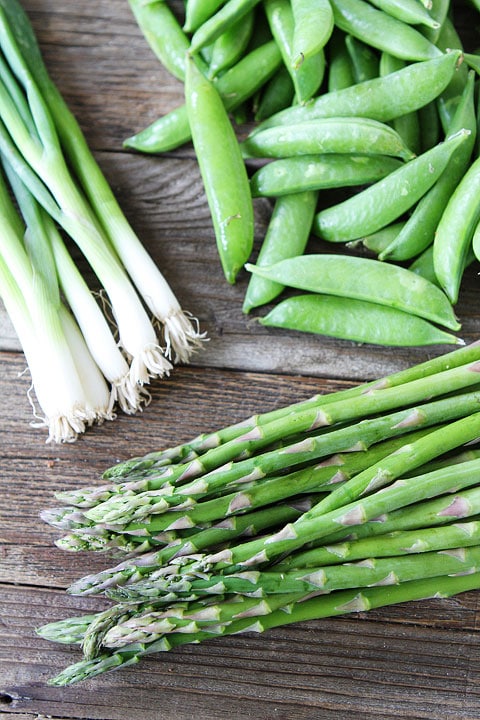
[[367, 0, 440, 28], [418, 101, 441, 153], [410, 245, 476, 287], [184, 0, 226, 33], [421, 0, 450, 44], [254, 50, 462, 130], [207, 10, 255, 78], [349, 221, 406, 256], [435, 18, 469, 132], [124, 40, 282, 154], [433, 154, 480, 304], [329, 0, 442, 61], [291, 0, 334, 69], [259, 294, 461, 347], [184, 56, 254, 284], [264, 0, 325, 104], [189, 0, 263, 55], [128, 0, 191, 82], [380, 70, 476, 263], [254, 65, 295, 122], [249, 154, 403, 197], [408, 246, 438, 286], [243, 191, 318, 313], [345, 35, 380, 83], [312, 129, 471, 243], [245, 254, 460, 330], [327, 30, 355, 91], [241, 118, 415, 160], [379, 52, 421, 156]]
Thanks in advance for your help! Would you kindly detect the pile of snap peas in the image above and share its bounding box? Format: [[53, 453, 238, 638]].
[[125, 0, 480, 348]]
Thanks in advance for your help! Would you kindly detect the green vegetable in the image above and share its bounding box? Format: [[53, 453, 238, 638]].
[[329, 0, 442, 60], [243, 191, 318, 311], [124, 4, 480, 349], [264, 0, 326, 103], [249, 153, 402, 197], [246, 253, 460, 329], [37, 341, 480, 684], [241, 117, 415, 159], [259, 294, 461, 347], [313, 130, 470, 243], [291, 0, 334, 69], [254, 50, 461, 129], [0, 0, 207, 440], [184, 54, 254, 283]]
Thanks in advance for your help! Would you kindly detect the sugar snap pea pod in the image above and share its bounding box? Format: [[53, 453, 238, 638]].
[[184, 0, 226, 33], [434, 157, 480, 304], [124, 40, 282, 153], [291, 0, 334, 69], [345, 35, 380, 83], [434, 17, 468, 132], [327, 31, 355, 91], [420, 0, 450, 45], [253, 50, 462, 130], [246, 254, 460, 330], [351, 221, 406, 256], [259, 294, 461, 347], [189, 0, 263, 55], [249, 154, 403, 197], [470, 214, 480, 266], [410, 245, 476, 286], [367, 0, 440, 27], [408, 246, 438, 285], [313, 129, 470, 243], [264, 0, 325, 104], [379, 52, 421, 155], [418, 100, 441, 152], [241, 118, 415, 160], [329, 0, 442, 61], [243, 191, 317, 312], [207, 9, 255, 78], [184, 56, 254, 284], [380, 69, 477, 263], [128, 0, 191, 82], [254, 65, 295, 121]]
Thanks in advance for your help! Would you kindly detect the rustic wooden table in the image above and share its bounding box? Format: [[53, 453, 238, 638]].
[[1, 2, 480, 718]]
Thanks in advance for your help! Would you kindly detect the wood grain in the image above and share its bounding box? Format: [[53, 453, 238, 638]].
[[1, 1, 480, 718]]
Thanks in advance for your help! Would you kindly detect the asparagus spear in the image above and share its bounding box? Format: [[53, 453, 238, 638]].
[[198, 457, 480, 572], [49, 511, 480, 647], [310, 411, 480, 515], [108, 535, 480, 604], [56, 429, 432, 541], [42, 571, 480, 686], [81, 388, 480, 525], [66, 458, 480, 597], [104, 340, 480, 481], [44, 540, 480, 658], [54, 496, 320, 556]]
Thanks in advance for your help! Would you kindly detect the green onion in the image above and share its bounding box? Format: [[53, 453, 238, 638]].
[[0, 1, 206, 440]]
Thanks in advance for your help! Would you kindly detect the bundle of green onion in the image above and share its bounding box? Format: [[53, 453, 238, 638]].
[[38, 341, 480, 685], [0, 1, 205, 443]]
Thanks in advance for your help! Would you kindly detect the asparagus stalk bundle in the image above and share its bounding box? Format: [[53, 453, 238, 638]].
[[38, 342, 480, 685]]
